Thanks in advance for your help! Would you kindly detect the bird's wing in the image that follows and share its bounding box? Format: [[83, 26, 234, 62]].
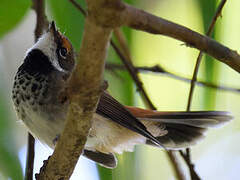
[[96, 92, 165, 148]]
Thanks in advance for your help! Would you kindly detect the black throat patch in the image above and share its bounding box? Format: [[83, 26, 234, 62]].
[[18, 49, 54, 76]]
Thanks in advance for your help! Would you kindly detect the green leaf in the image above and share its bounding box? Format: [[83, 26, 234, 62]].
[[0, 0, 31, 38]]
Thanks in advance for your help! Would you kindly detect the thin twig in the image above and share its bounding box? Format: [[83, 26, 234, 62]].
[[110, 41, 156, 109], [179, 151, 200, 180], [113, 28, 132, 61], [68, 0, 87, 16], [111, 7, 186, 180], [182, 1, 227, 180], [124, 4, 240, 73], [186, 0, 227, 111], [167, 151, 186, 180], [112, 28, 186, 180], [105, 63, 240, 93], [112, 29, 186, 180], [25, 134, 35, 180], [25, 1, 49, 180]]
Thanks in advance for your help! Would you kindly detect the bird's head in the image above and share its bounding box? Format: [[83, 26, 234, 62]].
[[25, 21, 75, 75]]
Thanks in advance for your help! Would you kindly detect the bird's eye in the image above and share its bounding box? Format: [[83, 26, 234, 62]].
[[59, 47, 67, 59]]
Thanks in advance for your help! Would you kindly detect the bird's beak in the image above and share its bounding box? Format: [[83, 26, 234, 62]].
[[48, 21, 63, 44], [48, 21, 57, 34]]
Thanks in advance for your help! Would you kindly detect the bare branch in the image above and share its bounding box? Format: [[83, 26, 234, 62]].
[[182, 1, 227, 179], [113, 28, 132, 61], [69, 0, 240, 75], [68, 0, 86, 16], [68, 0, 240, 97], [25, 134, 35, 180], [179, 151, 200, 180], [110, 41, 156, 109], [167, 151, 186, 180], [69, 0, 240, 73], [111, 37, 187, 180], [105, 63, 240, 93], [187, 0, 227, 111], [123, 4, 240, 73], [110, 11, 186, 180], [111, 28, 186, 180]]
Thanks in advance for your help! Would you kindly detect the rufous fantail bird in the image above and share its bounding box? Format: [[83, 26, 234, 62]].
[[12, 22, 232, 168]]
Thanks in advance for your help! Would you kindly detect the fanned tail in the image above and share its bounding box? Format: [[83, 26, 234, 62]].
[[129, 109, 233, 149]]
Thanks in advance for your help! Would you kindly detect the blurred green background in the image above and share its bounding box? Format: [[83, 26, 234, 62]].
[[0, 0, 240, 179]]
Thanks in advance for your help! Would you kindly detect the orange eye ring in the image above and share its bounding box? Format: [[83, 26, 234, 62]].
[[61, 36, 71, 53]]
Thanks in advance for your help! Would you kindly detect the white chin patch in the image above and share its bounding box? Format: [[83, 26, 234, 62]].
[[27, 32, 66, 73]]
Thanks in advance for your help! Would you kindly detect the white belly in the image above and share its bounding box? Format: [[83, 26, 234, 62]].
[[18, 104, 146, 154], [86, 114, 146, 154]]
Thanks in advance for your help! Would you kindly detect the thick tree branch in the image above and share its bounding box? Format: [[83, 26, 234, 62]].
[[69, 0, 240, 74], [123, 4, 240, 73], [36, 7, 112, 180]]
